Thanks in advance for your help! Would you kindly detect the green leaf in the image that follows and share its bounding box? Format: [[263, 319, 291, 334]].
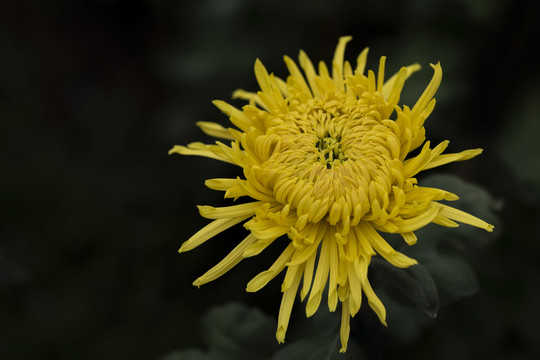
[[368, 175, 498, 344], [199, 302, 280, 360], [284, 297, 340, 341], [371, 258, 439, 318], [419, 251, 479, 306], [404, 174, 494, 304], [497, 89, 540, 192], [376, 249, 479, 344], [272, 333, 365, 360], [377, 293, 434, 344], [161, 349, 215, 360], [162, 302, 366, 360], [162, 303, 279, 360]]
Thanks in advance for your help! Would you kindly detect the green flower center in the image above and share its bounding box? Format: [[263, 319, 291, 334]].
[[317, 134, 348, 168]]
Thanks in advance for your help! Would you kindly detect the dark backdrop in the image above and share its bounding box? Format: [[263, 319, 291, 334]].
[[1, 0, 539, 359]]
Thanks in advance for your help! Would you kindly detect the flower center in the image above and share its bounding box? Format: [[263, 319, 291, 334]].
[[252, 92, 407, 237], [317, 134, 348, 168]]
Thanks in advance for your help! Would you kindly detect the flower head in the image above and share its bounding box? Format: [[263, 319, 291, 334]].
[[170, 36, 493, 352]]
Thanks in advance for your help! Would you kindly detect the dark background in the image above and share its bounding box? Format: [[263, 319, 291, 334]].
[[1, 0, 539, 359]]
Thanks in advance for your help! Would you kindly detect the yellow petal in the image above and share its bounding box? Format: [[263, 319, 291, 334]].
[[401, 231, 417, 245], [424, 148, 483, 170], [358, 222, 417, 268], [395, 203, 441, 233], [197, 201, 264, 219], [306, 236, 330, 317], [377, 56, 386, 92], [439, 204, 494, 232], [328, 235, 339, 311], [168, 143, 234, 164], [205, 178, 238, 191], [244, 217, 289, 242], [253, 59, 285, 112], [288, 222, 326, 266], [232, 89, 265, 108], [432, 215, 459, 228], [298, 50, 320, 97], [403, 141, 432, 178], [246, 243, 295, 292], [179, 215, 251, 253], [382, 63, 422, 101], [411, 62, 442, 120], [193, 234, 258, 286], [355, 47, 369, 75], [212, 100, 252, 132], [361, 277, 387, 326], [300, 249, 317, 300], [347, 261, 362, 316], [276, 263, 303, 343], [332, 36, 352, 91], [196, 121, 235, 140], [284, 55, 312, 97], [339, 300, 351, 353]]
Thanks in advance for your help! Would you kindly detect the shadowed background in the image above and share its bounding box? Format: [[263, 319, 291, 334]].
[[1, 0, 539, 359]]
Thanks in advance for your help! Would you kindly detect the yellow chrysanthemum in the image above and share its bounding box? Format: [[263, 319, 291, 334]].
[[170, 36, 493, 352]]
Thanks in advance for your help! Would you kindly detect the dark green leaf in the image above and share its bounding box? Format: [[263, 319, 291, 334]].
[[284, 296, 340, 341], [371, 258, 439, 318], [161, 349, 214, 360], [497, 89, 540, 192], [161, 302, 364, 360], [163, 302, 280, 360], [419, 251, 479, 306], [199, 302, 280, 360], [378, 293, 434, 344], [273, 333, 365, 360]]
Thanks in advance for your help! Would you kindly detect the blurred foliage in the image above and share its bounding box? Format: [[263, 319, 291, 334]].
[[1, 0, 539, 359], [162, 303, 279, 360], [498, 89, 540, 196], [162, 302, 365, 360], [160, 176, 502, 359], [373, 174, 502, 345]]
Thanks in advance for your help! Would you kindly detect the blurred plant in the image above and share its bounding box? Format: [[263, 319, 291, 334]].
[[169, 37, 494, 354], [163, 174, 500, 359]]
